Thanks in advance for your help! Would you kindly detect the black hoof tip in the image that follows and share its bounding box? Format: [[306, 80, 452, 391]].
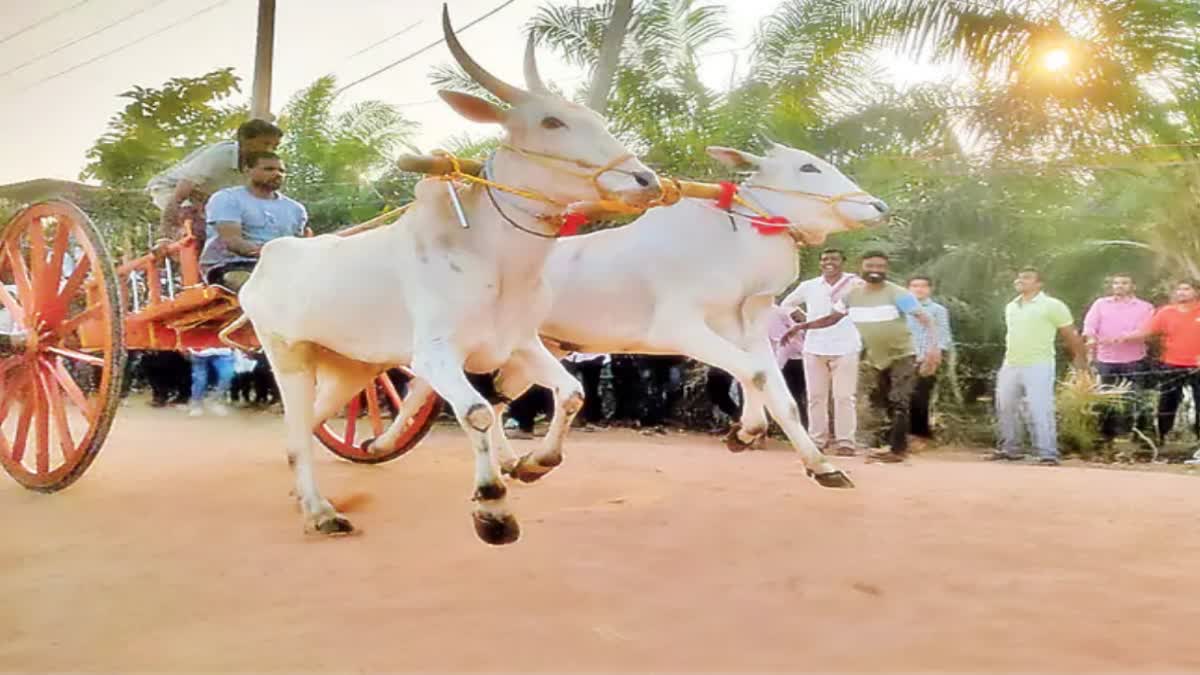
[[359, 438, 376, 454], [473, 512, 520, 545], [317, 516, 356, 535], [809, 469, 855, 489]]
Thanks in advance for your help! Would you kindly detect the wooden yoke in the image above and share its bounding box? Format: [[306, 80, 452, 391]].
[[394, 153, 724, 219]]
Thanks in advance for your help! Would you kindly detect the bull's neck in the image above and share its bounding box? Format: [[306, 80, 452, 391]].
[[735, 182, 787, 218]]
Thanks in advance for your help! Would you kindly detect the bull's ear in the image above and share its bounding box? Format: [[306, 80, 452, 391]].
[[706, 146, 764, 169], [438, 90, 506, 124]]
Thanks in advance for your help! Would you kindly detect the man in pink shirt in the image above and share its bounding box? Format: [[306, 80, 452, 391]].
[[770, 304, 808, 427], [1081, 273, 1155, 441]]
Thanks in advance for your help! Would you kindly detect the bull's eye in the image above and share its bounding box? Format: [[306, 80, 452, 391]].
[[800, 163, 821, 173], [541, 116, 566, 130]]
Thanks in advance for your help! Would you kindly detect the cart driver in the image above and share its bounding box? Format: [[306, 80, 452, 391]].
[[199, 151, 307, 292], [146, 119, 284, 256]]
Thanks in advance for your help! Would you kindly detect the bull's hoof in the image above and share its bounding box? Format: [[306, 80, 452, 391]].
[[314, 514, 356, 536], [807, 469, 855, 489], [511, 452, 559, 483], [723, 423, 759, 453], [512, 460, 553, 483], [359, 438, 377, 454], [720, 422, 748, 449], [500, 460, 521, 478], [473, 511, 520, 545]]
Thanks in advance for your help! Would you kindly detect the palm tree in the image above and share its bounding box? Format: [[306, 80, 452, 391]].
[[278, 75, 419, 230], [775, 0, 1200, 158], [529, 0, 731, 90]]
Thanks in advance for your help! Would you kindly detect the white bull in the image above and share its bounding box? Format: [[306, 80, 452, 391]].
[[238, 6, 661, 541], [369, 143, 888, 487]]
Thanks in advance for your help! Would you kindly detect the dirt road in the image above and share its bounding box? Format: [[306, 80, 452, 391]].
[[2, 400, 1198, 672]]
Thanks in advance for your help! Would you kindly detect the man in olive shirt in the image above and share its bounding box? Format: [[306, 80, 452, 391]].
[[791, 252, 941, 462]]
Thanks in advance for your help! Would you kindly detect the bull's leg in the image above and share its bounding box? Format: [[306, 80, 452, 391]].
[[749, 343, 852, 487], [375, 372, 525, 472], [365, 377, 435, 454], [729, 373, 771, 451], [487, 398, 523, 475], [502, 345, 584, 484], [312, 356, 381, 428], [411, 344, 519, 546], [483, 364, 543, 476], [667, 324, 848, 485], [661, 322, 769, 447], [261, 339, 355, 535]]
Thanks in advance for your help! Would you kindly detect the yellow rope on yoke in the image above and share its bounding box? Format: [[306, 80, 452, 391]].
[[432, 149, 567, 208]]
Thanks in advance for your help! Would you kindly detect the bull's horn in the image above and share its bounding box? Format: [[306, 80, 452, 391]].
[[524, 33, 547, 93], [442, 4, 525, 104]]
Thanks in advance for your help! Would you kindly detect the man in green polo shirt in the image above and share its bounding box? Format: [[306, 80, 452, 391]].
[[990, 267, 1087, 465], [791, 251, 941, 463]]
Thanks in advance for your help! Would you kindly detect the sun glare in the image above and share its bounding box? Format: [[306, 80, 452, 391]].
[[1043, 48, 1070, 73]]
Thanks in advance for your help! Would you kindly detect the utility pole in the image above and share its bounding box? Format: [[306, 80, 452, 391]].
[[250, 0, 276, 120]]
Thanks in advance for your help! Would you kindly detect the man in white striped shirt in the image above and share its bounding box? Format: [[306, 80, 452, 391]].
[[781, 249, 862, 456]]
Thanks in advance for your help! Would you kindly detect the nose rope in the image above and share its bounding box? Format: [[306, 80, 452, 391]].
[[497, 144, 637, 204]]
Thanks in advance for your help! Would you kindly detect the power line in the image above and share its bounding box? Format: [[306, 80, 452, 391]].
[[0, 0, 94, 48], [335, 0, 519, 96], [342, 19, 423, 61], [10, 0, 233, 96], [0, 0, 174, 81]]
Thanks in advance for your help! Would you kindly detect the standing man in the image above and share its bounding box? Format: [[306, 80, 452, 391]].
[[563, 352, 610, 428], [790, 252, 941, 463], [1081, 274, 1155, 442], [905, 275, 954, 443], [1109, 280, 1200, 443], [147, 119, 284, 246], [990, 268, 1088, 465], [188, 346, 235, 417], [201, 151, 307, 291], [782, 249, 862, 456], [770, 303, 809, 427]]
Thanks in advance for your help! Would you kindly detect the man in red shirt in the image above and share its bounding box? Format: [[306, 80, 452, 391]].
[[1111, 280, 1200, 442]]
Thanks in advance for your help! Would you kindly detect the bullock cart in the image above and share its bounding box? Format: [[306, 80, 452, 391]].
[[0, 201, 442, 491]]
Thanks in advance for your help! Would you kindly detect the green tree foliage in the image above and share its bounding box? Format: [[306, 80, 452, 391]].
[[81, 68, 246, 188], [277, 75, 419, 232], [76, 68, 245, 259]]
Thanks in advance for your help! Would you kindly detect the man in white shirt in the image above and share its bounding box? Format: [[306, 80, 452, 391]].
[[781, 248, 862, 456]]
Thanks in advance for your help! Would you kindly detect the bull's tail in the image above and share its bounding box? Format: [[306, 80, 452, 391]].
[[218, 313, 256, 352]]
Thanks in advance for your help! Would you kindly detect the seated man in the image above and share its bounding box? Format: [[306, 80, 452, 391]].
[[147, 119, 283, 248], [201, 151, 307, 291]]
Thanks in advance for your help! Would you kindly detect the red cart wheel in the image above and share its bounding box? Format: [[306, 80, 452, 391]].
[[314, 367, 442, 464], [0, 201, 125, 492]]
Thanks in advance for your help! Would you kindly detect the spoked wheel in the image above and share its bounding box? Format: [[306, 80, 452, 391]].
[[314, 367, 442, 464], [0, 201, 125, 492]]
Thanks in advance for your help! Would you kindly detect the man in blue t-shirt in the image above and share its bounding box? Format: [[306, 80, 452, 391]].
[[201, 151, 308, 291]]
